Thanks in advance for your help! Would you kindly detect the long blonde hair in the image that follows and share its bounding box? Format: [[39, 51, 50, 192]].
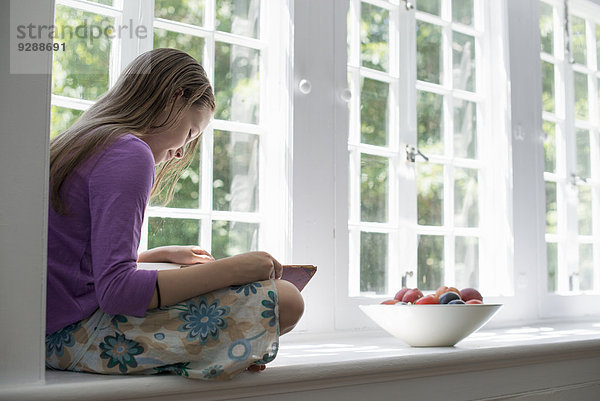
[[49, 48, 215, 214]]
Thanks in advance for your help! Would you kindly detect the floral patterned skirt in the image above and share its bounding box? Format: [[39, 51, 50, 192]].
[[45, 280, 279, 380]]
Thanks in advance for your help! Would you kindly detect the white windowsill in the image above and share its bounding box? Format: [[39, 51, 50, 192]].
[[2, 319, 600, 401]]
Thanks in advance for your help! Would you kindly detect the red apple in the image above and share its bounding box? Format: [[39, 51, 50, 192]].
[[414, 294, 438, 305], [381, 299, 400, 305], [394, 287, 410, 301], [460, 287, 483, 302], [402, 288, 423, 304]]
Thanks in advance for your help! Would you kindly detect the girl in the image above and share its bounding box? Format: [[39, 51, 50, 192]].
[[45, 48, 304, 380]]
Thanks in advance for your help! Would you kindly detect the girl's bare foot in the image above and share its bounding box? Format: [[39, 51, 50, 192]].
[[247, 364, 266, 372]]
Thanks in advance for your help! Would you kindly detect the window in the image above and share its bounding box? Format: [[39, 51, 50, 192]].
[[5, 0, 600, 384], [540, 0, 600, 298], [344, 0, 512, 317], [43, 0, 600, 334], [49, 0, 290, 261]]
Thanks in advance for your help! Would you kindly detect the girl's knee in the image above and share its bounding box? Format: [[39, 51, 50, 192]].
[[274, 279, 304, 334]]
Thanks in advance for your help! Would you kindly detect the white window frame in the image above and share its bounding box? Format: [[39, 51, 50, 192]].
[[539, 0, 600, 317], [5, 0, 600, 386], [335, 0, 514, 329]]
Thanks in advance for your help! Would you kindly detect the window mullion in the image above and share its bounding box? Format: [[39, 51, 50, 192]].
[[397, 4, 418, 287], [120, 0, 153, 75], [562, 44, 580, 292]]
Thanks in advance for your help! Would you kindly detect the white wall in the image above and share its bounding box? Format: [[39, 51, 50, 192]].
[[0, 0, 54, 385]]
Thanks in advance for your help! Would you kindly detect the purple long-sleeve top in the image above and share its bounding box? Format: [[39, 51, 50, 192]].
[[46, 134, 157, 335]]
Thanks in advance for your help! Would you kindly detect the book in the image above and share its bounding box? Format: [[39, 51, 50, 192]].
[[137, 262, 317, 292], [280, 265, 317, 292]]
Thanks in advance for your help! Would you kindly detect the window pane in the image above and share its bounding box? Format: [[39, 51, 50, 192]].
[[417, 163, 444, 226], [547, 242, 558, 293], [539, 2, 554, 54], [570, 15, 587, 65], [417, 90, 444, 155], [454, 167, 478, 227], [361, 154, 388, 223], [153, 28, 205, 64], [453, 32, 476, 92], [360, 232, 387, 294], [452, 0, 473, 26], [453, 99, 477, 159], [87, 0, 113, 5], [50, 106, 84, 139], [579, 243, 593, 291], [360, 2, 389, 72], [574, 72, 589, 120], [214, 43, 260, 124], [154, 0, 205, 27], [578, 185, 592, 235], [543, 120, 556, 173], [416, 0, 441, 16], [455, 236, 478, 289], [541, 61, 555, 113], [417, 21, 443, 84], [216, 0, 260, 38], [361, 78, 389, 146], [212, 221, 258, 259], [576, 129, 591, 179], [159, 143, 202, 209], [545, 181, 557, 234], [52, 6, 112, 101], [148, 217, 200, 248], [213, 130, 259, 212], [418, 235, 444, 291]]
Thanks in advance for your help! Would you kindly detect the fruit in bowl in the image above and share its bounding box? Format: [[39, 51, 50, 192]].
[[367, 285, 502, 346]]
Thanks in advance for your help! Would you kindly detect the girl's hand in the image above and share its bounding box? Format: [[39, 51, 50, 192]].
[[166, 246, 215, 265], [138, 245, 214, 265], [224, 251, 283, 284]]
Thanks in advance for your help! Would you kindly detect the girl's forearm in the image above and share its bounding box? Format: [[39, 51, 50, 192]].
[[137, 246, 169, 263], [148, 261, 234, 309], [146, 252, 280, 310]]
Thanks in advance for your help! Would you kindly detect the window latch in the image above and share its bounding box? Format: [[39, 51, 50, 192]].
[[406, 145, 429, 163], [570, 173, 588, 186], [402, 0, 415, 11]]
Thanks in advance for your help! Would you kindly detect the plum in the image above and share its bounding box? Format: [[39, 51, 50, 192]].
[[448, 299, 465, 304], [438, 291, 461, 304], [460, 287, 483, 302]]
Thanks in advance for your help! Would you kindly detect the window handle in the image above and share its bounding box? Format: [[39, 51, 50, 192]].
[[401, 270, 414, 288], [406, 145, 429, 163], [570, 173, 588, 186], [402, 0, 414, 11]]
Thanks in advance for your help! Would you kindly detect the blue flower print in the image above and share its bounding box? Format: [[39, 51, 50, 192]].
[[110, 314, 128, 330], [253, 341, 279, 365], [228, 338, 252, 361], [261, 290, 278, 327], [99, 333, 144, 373], [230, 282, 262, 296], [45, 322, 80, 358], [154, 362, 191, 377], [202, 364, 224, 379], [178, 297, 230, 345]]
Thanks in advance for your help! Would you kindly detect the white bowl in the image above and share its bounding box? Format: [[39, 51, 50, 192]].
[[359, 303, 502, 347]]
